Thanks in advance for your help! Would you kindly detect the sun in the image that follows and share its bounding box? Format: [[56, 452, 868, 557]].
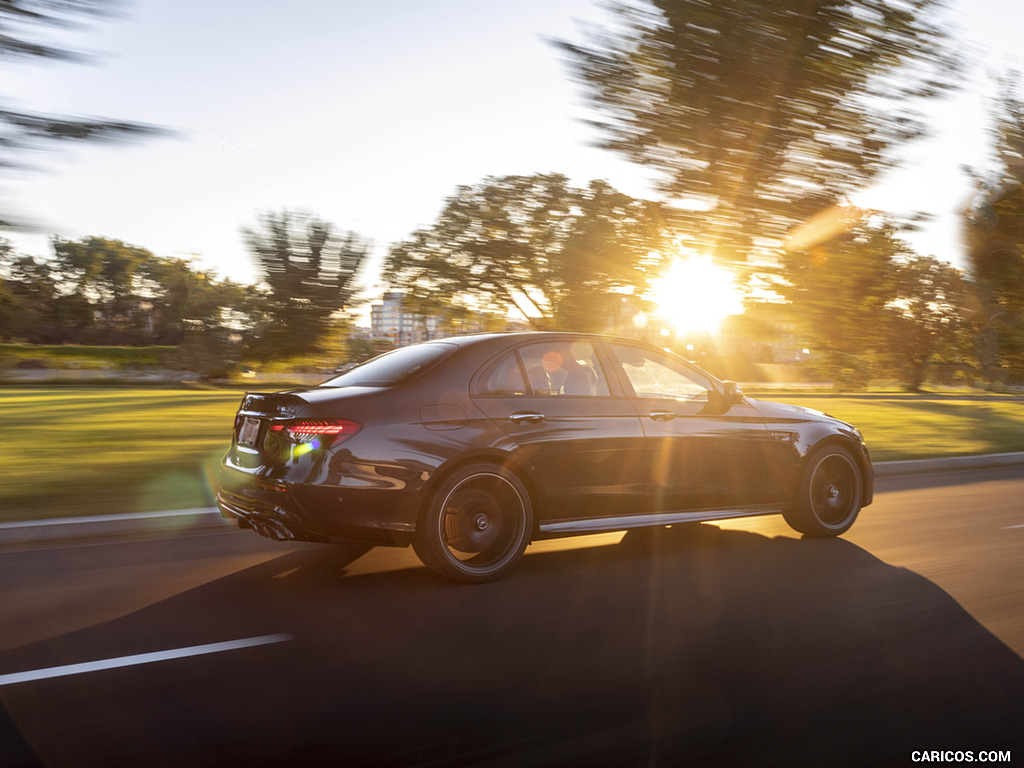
[[651, 255, 745, 336]]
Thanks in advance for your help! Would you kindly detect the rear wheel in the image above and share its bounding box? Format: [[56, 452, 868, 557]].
[[413, 464, 532, 583], [783, 446, 863, 537]]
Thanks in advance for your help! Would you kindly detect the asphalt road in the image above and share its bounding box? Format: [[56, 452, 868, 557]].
[[1, 467, 1023, 767]]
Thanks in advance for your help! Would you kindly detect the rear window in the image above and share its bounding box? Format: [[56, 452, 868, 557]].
[[320, 343, 456, 387]]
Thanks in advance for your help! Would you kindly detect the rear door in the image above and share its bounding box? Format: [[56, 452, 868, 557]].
[[471, 339, 648, 522]]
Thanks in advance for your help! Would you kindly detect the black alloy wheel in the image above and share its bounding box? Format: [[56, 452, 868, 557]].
[[784, 445, 863, 537], [414, 464, 533, 583]]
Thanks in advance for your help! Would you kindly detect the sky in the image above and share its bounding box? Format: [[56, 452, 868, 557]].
[[4, 0, 1024, 301]]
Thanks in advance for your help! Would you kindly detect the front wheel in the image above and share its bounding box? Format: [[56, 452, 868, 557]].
[[783, 446, 863, 537], [413, 464, 532, 583]]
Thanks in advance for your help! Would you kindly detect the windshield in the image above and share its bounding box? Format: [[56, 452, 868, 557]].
[[320, 343, 456, 387]]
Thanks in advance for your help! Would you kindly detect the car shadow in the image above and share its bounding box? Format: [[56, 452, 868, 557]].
[[2, 525, 1023, 768]]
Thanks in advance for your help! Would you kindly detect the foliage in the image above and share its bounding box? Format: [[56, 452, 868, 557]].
[[168, 272, 252, 379], [243, 211, 369, 358], [557, 0, 957, 262], [776, 218, 978, 389], [0, 238, 55, 340], [384, 174, 668, 331], [776, 219, 905, 386], [0, 237, 251, 372], [1, 0, 165, 226], [0, 342, 171, 372], [47, 236, 170, 343], [882, 256, 973, 391], [964, 84, 1024, 383], [344, 337, 397, 365]]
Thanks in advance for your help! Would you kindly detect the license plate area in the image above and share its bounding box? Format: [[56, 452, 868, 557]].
[[238, 416, 262, 447]]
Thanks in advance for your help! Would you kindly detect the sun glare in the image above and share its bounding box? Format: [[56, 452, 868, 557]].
[[651, 255, 745, 336]]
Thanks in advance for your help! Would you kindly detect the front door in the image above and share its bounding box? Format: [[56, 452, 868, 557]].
[[604, 342, 783, 511]]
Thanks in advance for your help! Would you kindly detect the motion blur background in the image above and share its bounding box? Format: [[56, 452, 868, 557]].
[[3, 0, 1024, 390]]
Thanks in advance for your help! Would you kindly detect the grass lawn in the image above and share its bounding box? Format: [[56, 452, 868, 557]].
[[763, 395, 1024, 462], [1, 387, 1023, 523], [0, 388, 243, 522]]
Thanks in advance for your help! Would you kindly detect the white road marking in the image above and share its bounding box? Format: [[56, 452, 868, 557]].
[[0, 508, 219, 530], [0, 634, 292, 687], [1004, 524, 1024, 530]]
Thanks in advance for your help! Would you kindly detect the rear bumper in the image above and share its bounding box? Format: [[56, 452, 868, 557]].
[[217, 463, 416, 547], [216, 489, 329, 543]]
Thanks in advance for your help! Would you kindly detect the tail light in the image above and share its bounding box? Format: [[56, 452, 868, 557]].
[[270, 419, 362, 446]]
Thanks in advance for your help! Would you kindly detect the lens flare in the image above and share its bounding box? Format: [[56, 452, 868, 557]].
[[294, 441, 318, 457]]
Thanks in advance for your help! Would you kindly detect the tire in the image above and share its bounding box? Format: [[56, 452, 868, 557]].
[[413, 463, 533, 583], [783, 445, 863, 537]]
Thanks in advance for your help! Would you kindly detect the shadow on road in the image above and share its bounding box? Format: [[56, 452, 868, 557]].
[[3, 524, 1023, 767]]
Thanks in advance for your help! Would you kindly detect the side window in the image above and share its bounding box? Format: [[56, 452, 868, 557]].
[[518, 341, 610, 397], [478, 352, 527, 396], [609, 344, 710, 401]]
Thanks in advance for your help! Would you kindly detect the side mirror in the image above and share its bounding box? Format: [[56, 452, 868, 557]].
[[722, 381, 744, 405]]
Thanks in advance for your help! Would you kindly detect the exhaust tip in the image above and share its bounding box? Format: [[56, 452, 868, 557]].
[[264, 519, 296, 541], [245, 515, 297, 542]]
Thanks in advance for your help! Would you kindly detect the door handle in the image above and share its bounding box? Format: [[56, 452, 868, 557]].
[[647, 410, 676, 422], [509, 411, 545, 425]]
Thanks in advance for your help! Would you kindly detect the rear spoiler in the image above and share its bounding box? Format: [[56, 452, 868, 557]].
[[238, 392, 308, 418]]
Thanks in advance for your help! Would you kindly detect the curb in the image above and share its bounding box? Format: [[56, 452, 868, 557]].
[[2, 453, 1024, 547], [872, 451, 1024, 477]]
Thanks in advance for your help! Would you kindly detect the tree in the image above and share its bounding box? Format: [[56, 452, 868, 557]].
[[170, 270, 252, 379], [47, 236, 160, 343], [0, 236, 248, 348], [242, 211, 369, 358], [964, 83, 1024, 383], [776, 219, 905, 388], [0, 239, 25, 339], [557, 0, 957, 262], [883, 256, 973, 390], [383, 174, 668, 331], [0, 247, 59, 342], [1, 1, 165, 227], [777, 218, 973, 389]]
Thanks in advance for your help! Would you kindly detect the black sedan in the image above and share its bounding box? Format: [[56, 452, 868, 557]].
[[217, 332, 873, 582]]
